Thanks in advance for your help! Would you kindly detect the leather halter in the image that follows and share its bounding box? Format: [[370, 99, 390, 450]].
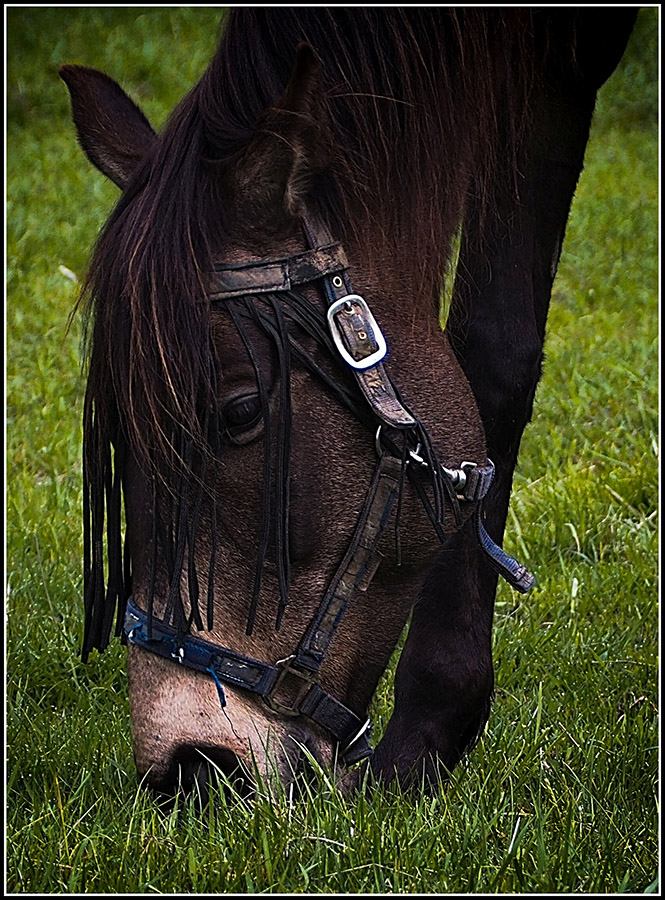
[[124, 216, 533, 766]]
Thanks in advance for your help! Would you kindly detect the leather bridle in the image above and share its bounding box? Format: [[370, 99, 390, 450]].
[[123, 216, 533, 766]]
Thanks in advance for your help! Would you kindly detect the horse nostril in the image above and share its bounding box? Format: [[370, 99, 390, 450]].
[[151, 746, 254, 806]]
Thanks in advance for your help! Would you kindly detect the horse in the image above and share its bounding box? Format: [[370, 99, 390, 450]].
[[60, 8, 636, 798]]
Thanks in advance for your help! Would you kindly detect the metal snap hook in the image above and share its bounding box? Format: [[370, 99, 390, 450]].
[[408, 442, 427, 466], [375, 425, 429, 467], [375, 425, 383, 457]]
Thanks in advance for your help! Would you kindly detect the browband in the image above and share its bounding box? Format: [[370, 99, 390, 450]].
[[210, 243, 349, 300]]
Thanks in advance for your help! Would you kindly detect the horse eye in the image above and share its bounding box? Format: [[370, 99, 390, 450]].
[[222, 393, 263, 436]]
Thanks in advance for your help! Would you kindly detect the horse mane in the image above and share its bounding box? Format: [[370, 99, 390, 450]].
[[83, 7, 543, 462], [79, 8, 564, 654]]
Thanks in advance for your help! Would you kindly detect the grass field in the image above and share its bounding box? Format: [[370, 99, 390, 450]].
[[6, 7, 658, 894]]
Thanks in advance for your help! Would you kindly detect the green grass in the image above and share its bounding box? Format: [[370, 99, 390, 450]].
[[6, 7, 658, 894]]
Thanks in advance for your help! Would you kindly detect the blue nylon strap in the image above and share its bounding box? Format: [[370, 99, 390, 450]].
[[463, 461, 535, 593], [473, 507, 535, 593], [123, 597, 375, 765], [124, 597, 279, 696]]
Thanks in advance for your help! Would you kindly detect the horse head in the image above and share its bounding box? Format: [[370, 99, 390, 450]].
[[60, 10, 563, 798]]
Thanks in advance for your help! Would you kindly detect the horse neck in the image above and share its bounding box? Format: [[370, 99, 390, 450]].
[[207, 10, 475, 324], [338, 220, 449, 346]]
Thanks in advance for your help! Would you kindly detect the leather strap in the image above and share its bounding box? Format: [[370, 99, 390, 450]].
[[302, 217, 417, 429], [210, 244, 349, 300], [124, 598, 373, 765], [295, 452, 402, 672]]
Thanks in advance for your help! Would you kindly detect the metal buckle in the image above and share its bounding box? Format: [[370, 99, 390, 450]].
[[264, 656, 317, 717], [327, 294, 387, 370], [442, 460, 478, 500]]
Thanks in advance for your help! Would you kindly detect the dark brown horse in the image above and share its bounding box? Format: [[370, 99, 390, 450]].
[[61, 8, 636, 797]]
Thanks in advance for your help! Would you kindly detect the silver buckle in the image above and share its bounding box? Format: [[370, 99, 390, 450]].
[[327, 294, 387, 370]]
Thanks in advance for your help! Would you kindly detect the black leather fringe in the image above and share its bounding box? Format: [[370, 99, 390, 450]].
[[82, 288, 462, 658]]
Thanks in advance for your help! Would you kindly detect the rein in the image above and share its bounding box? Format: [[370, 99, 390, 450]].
[[123, 216, 533, 766]]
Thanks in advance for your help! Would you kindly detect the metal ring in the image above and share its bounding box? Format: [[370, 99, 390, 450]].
[[375, 425, 430, 467]]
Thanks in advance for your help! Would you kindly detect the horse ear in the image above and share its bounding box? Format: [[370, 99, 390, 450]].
[[59, 65, 157, 189], [273, 42, 324, 127], [270, 43, 330, 214], [234, 43, 331, 218]]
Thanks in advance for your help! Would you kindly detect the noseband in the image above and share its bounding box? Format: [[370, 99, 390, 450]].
[[124, 216, 533, 766]]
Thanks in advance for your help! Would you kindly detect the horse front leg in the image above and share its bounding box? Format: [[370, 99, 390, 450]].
[[370, 441, 526, 788], [368, 526, 497, 786], [371, 10, 636, 787]]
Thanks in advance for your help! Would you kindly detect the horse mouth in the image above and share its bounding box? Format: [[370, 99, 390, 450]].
[[141, 731, 334, 806], [146, 744, 263, 807]]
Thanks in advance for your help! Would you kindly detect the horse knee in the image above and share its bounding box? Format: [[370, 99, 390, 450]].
[[392, 649, 495, 762]]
